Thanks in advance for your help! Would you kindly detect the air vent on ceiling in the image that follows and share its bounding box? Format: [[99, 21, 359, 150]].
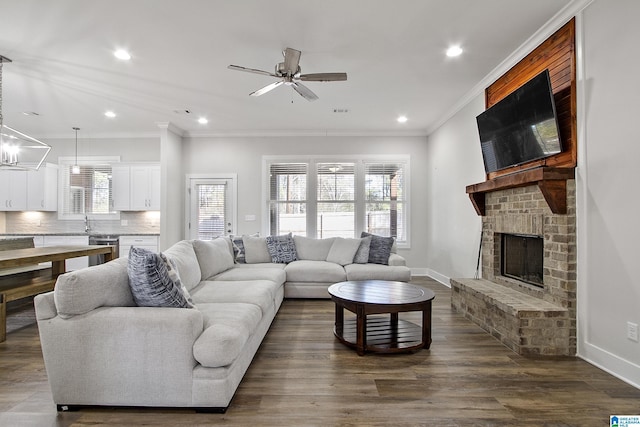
[[333, 108, 349, 113], [173, 109, 192, 115]]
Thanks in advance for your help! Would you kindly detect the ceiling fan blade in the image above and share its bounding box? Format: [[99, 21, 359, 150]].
[[298, 72, 348, 82], [228, 64, 278, 78], [283, 48, 301, 75], [291, 82, 319, 101], [250, 81, 284, 97]]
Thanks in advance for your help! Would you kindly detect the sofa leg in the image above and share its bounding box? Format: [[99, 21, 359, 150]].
[[57, 404, 80, 412], [195, 406, 228, 414]]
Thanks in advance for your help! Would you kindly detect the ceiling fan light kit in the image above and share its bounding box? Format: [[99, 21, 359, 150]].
[[228, 47, 347, 101]]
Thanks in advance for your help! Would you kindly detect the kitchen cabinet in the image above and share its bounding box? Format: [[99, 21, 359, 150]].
[[43, 235, 89, 271], [111, 164, 130, 211], [0, 170, 27, 211], [27, 163, 58, 211], [130, 165, 160, 210], [111, 163, 160, 211], [119, 235, 159, 258]]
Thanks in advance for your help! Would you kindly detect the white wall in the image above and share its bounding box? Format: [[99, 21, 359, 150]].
[[425, 95, 486, 284], [424, 0, 640, 388], [180, 135, 429, 270], [159, 126, 184, 250], [44, 137, 160, 162], [577, 0, 640, 387]]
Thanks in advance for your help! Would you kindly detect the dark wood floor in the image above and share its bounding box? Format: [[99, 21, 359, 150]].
[[1, 278, 638, 426]]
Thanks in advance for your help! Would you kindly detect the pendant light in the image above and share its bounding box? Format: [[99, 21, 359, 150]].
[[72, 127, 80, 174]]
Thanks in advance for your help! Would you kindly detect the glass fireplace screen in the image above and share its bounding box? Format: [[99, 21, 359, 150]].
[[501, 233, 544, 287]]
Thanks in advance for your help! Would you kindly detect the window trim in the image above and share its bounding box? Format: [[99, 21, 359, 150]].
[[57, 156, 121, 220], [262, 155, 410, 248]]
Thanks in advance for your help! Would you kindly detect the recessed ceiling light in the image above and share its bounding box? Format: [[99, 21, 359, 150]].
[[22, 111, 40, 116], [104, 111, 116, 118], [397, 116, 408, 123], [197, 117, 208, 124], [446, 45, 463, 57], [114, 49, 131, 60]]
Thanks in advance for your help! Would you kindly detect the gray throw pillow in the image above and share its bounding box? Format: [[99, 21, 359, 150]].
[[127, 247, 193, 308], [353, 235, 372, 264], [361, 232, 394, 265], [230, 235, 246, 263], [265, 233, 298, 263]]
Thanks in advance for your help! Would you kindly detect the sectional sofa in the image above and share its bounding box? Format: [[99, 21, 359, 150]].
[[34, 234, 410, 411]]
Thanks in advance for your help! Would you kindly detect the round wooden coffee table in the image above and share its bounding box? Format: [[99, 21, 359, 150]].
[[327, 280, 435, 355]]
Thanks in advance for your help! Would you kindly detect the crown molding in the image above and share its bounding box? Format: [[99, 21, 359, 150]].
[[425, 0, 594, 136], [182, 129, 428, 138]]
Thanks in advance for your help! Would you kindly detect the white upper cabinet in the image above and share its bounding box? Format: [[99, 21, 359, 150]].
[[27, 163, 58, 211], [0, 170, 28, 211], [112, 163, 160, 211], [111, 164, 130, 211], [130, 164, 160, 211]]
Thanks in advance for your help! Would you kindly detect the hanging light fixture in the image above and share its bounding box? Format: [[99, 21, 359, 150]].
[[0, 55, 51, 170], [72, 127, 80, 174]]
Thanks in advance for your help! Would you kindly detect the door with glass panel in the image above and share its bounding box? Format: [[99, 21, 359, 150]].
[[188, 178, 234, 240]]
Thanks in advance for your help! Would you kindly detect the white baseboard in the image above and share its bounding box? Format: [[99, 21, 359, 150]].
[[425, 269, 451, 287], [410, 268, 429, 277], [578, 342, 640, 390]]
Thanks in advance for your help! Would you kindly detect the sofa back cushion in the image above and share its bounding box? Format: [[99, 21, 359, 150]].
[[54, 257, 134, 319], [193, 238, 234, 280], [242, 235, 272, 264], [326, 237, 362, 266], [163, 240, 202, 291], [293, 236, 335, 261]]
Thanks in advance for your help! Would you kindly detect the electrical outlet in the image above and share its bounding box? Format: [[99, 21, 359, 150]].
[[627, 322, 639, 342]]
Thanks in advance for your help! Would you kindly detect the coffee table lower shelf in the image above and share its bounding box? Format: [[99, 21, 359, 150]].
[[334, 316, 425, 354]]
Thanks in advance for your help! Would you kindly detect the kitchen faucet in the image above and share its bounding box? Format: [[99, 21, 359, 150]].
[[85, 214, 91, 233]]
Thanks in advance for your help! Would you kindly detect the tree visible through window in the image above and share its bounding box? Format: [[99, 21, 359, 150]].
[[59, 158, 117, 218]]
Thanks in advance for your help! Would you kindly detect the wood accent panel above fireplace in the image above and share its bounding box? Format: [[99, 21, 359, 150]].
[[467, 19, 576, 216]]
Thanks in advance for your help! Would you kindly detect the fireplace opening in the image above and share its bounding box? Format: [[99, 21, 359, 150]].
[[501, 233, 544, 287]]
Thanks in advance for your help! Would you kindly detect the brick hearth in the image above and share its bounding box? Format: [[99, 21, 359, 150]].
[[451, 180, 576, 356]]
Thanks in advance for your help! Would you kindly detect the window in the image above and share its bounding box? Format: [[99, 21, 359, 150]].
[[268, 163, 307, 236], [58, 157, 119, 219], [365, 163, 406, 242], [317, 163, 355, 238], [265, 156, 409, 246]]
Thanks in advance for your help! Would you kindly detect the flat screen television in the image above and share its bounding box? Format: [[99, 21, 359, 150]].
[[476, 69, 562, 174]]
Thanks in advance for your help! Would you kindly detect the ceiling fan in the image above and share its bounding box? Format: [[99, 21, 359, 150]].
[[228, 47, 347, 101]]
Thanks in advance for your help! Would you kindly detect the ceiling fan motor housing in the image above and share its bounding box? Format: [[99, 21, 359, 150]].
[[276, 62, 300, 77]]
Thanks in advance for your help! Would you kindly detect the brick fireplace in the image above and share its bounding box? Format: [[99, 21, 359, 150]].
[[451, 179, 576, 356]]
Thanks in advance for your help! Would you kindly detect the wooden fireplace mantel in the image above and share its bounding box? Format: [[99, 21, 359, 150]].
[[466, 167, 575, 216]]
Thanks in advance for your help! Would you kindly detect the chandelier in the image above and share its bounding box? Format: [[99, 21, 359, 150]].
[[0, 55, 51, 170]]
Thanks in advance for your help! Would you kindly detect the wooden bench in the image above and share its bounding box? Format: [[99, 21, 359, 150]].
[[450, 278, 571, 356], [0, 238, 55, 343]]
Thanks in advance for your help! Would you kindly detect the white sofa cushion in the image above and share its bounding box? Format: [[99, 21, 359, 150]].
[[213, 267, 286, 285], [293, 236, 335, 261], [285, 260, 346, 283], [189, 280, 280, 315], [344, 263, 411, 282], [326, 237, 362, 265], [54, 257, 134, 319], [242, 235, 272, 264], [193, 238, 235, 280], [163, 240, 202, 291], [193, 303, 262, 367]]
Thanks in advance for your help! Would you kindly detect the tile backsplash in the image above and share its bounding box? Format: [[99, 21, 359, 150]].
[[2, 211, 160, 235]]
